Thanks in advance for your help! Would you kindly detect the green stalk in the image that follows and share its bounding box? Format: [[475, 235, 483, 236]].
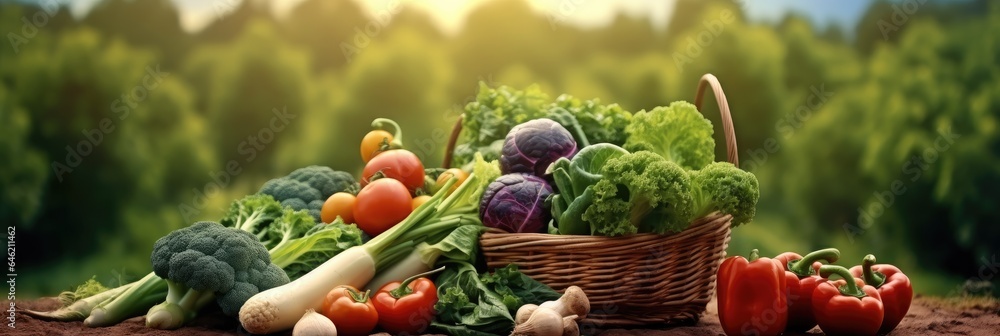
[[388, 266, 446, 299], [84, 272, 168, 327], [748, 249, 760, 262], [23, 282, 134, 321], [395, 214, 477, 244], [859, 254, 886, 288], [376, 240, 416, 271], [372, 118, 404, 149], [819, 265, 867, 298], [787, 248, 841, 277]]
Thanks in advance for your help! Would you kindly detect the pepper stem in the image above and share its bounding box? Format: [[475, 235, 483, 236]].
[[372, 118, 404, 149], [819, 265, 866, 299], [346, 287, 371, 304], [788, 248, 841, 277], [860, 254, 886, 288], [748, 249, 760, 262], [390, 266, 446, 299]]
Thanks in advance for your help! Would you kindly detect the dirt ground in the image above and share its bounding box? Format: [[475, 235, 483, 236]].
[[8, 294, 999, 335]]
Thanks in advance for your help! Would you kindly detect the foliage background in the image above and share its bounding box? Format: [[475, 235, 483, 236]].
[[1, 0, 997, 297]]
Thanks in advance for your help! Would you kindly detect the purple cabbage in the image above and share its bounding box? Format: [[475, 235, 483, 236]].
[[499, 118, 577, 177], [479, 174, 553, 233]]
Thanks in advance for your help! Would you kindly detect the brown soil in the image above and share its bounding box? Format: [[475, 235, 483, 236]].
[[9, 295, 999, 335]]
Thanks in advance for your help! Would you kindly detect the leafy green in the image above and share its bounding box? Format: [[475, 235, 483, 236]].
[[269, 217, 365, 280], [552, 94, 633, 146], [431, 262, 560, 336], [547, 144, 629, 235], [479, 264, 562, 312], [624, 101, 716, 170], [418, 225, 485, 266], [221, 195, 364, 279], [690, 162, 760, 227]]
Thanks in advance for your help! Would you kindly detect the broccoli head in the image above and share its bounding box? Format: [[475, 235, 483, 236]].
[[259, 166, 359, 221], [624, 101, 715, 170], [286, 166, 358, 196], [582, 151, 694, 236], [147, 221, 289, 329], [689, 162, 760, 226]]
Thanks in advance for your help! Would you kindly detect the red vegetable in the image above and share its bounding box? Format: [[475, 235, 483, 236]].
[[320, 285, 379, 336], [354, 178, 413, 236], [372, 267, 444, 335], [773, 248, 840, 333], [850, 254, 913, 334], [716, 249, 787, 336], [362, 149, 425, 194], [812, 265, 884, 336]]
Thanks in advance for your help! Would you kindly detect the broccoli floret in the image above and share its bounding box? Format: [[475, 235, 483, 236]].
[[146, 222, 289, 329], [689, 162, 760, 227], [262, 179, 320, 205], [582, 151, 694, 236], [259, 166, 358, 222], [219, 194, 284, 248], [287, 166, 358, 196], [624, 101, 716, 170]]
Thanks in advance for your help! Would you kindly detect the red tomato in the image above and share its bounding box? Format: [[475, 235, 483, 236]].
[[354, 178, 413, 236], [321, 192, 356, 224], [361, 149, 425, 194], [320, 285, 378, 336], [360, 130, 394, 163]]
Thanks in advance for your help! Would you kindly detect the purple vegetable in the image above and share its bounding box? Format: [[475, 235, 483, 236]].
[[479, 174, 553, 233], [500, 118, 577, 177]]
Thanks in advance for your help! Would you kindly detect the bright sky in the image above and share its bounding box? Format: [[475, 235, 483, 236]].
[[63, 0, 874, 34]]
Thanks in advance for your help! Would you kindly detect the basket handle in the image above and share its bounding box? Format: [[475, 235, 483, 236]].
[[694, 74, 739, 167], [442, 73, 740, 168], [443, 114, 463, 168]]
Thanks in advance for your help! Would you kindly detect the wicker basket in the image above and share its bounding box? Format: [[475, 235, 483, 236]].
[[445, 74, 740, 327]]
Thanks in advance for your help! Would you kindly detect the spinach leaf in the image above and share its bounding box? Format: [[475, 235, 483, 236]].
[[431, 262, 560, 336]]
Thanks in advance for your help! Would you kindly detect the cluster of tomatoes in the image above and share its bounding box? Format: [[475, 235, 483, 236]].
[[320, 120, 468, 237]]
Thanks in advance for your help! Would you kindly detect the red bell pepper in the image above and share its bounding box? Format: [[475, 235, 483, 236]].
[[717, 249, 788, 336], [372, 267, 445, 335], [774, 248, 840, 332], [812, 265, 884, 336], [850, 254, 913, 334]]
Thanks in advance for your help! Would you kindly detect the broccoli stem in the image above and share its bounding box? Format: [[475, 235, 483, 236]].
[[145, 281, 216, 330], [84, 272, 168, 327]]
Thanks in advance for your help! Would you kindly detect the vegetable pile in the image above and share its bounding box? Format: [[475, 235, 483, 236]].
[[29, 82, 772, 336]]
